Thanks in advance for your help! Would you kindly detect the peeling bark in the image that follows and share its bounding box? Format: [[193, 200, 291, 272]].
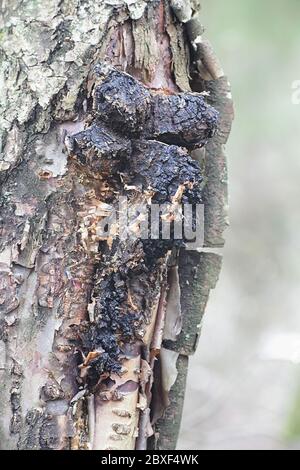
[[0, 0, 233, 450]]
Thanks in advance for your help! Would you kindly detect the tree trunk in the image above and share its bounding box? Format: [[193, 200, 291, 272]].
[[0, 0, 233, 450]]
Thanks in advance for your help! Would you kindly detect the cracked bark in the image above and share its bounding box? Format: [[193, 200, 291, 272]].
[[0, 0, 233, 450]]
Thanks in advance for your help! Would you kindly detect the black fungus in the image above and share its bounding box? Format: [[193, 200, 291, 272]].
[[93, 67, 218, 148], [147, 93, 219, 149], [128, 140, 202, 204], [79, 272, 141, 387], [69, 123, 131, 175], [69, 66, 218, 386], [94, 69, 152, 135]]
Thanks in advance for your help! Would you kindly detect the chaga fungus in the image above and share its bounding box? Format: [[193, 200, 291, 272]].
[[68, 65, 218, 389], [93, 64, 219, 148], [94, 67, 152, 135], [127, 140, 203, 204], [68, 123, 131, 176], [147, 93, 218, 148], [78, 246, 160, 390]]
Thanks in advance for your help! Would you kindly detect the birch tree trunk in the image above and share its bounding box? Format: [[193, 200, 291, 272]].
[[0, 0, 233, 450]]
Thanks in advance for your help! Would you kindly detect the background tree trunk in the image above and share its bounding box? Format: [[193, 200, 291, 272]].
[[0, 0, 233, 450]]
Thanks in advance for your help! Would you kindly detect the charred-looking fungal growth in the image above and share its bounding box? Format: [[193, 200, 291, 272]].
[[67, 124, 132, 176], [67, 65, 218, 391], [128, 140, 203, 204], [147, 94, 218, 148], [93, 66, 218, 148], [94, 66, 152, 135]]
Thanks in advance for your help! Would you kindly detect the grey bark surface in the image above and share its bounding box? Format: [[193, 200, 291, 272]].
[[0, 0, 233, 450]]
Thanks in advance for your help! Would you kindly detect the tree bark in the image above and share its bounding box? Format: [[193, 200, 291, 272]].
[[0, 0, 233, 450]]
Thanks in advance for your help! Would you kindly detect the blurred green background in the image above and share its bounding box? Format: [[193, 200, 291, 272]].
[[179, 0, 300, 450]]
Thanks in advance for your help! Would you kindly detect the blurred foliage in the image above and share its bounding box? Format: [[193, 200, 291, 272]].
[[285, 383, 300, 442]]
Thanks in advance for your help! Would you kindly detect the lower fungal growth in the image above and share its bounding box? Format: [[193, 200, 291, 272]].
[[127, 140, 203, 204], [78, 239, 167, 391], [67, 65, 218, 391]]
